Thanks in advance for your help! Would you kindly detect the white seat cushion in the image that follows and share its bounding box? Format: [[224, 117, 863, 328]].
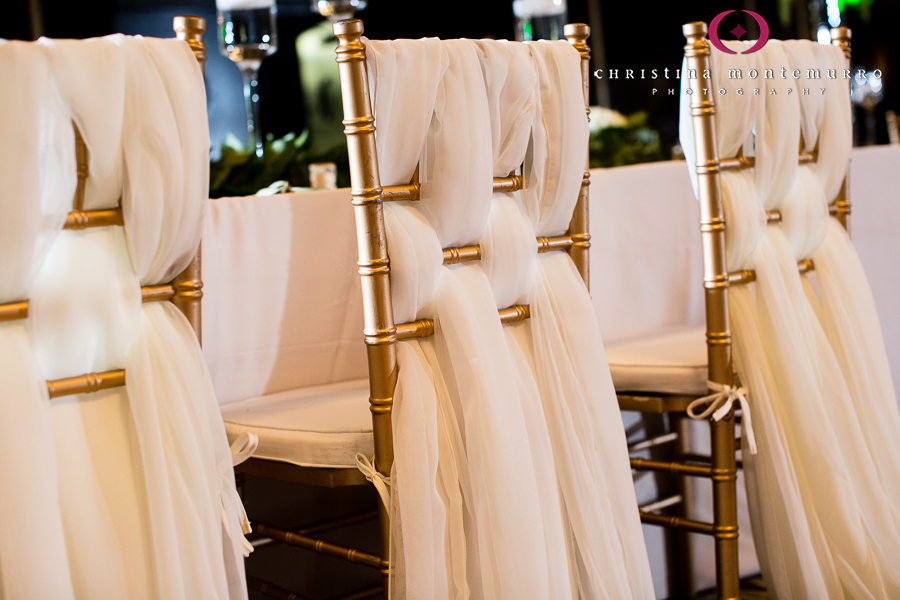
[[605, 325, 708, 396], [221, 378, 373, 469]]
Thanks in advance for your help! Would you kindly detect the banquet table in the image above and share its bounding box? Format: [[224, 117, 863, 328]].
[[202, 144, 900, 598]]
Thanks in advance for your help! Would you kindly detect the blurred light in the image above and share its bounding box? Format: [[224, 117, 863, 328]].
[[817, 23, 832, 44], [869, 71, 883, 93], [224, 22, 234, 45], [827, 0, 841, 26], [851, 70, 884, 108], [262, 34, 270, 42]]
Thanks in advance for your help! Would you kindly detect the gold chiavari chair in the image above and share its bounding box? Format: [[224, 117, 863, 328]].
[[235, 18, 592, 599], [0, 15, 205, 404], [604, 22, 852, 600]]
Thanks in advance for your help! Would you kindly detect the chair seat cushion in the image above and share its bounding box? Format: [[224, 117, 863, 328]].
[[605, 325, 708, 396], [221, 378, 373, 469]]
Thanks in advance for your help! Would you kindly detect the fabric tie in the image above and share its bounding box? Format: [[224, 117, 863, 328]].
[[229, 432, 259, 467], [219, 432, 258, 557], [687, 381, 757, 455], [356, 453, 392, 509]]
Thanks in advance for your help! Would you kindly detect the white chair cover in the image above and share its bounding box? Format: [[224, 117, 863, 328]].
[[681, 39, 900, 598], [0, 36, 248, 599], [366, 36, 653, 599]]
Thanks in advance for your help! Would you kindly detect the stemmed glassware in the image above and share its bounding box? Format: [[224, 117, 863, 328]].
[[217, 0, 278, 157], [513, 0, 568, 41]]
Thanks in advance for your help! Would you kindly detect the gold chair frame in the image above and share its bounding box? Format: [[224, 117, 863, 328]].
[[233, 19, 591, 600], [336, 18, 592, 595], [618, 22, 852, 600], [0, 16, 205, 395]]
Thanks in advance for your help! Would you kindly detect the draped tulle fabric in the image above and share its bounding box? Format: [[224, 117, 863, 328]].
[[365, 38, 452, 600], [0, 40, 77, 600], [1, 36, 247, 599], [510, 41, 653, 599], [681, 39, 900, 598], [367, 36, 653, 599], [370, 37, 560, 599], [782, 41, 900, 525], [475, 45, 573, 598]]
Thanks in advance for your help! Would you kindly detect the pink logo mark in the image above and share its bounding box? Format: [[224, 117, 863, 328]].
[[709, 10, 770, 54]]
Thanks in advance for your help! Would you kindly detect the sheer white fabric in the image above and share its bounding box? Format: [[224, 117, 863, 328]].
[[372, 37, 559, 599], [365, 38, 450, 600], [681, 39, 900, 598], [782, 42, 900, 523], [514, 41, 654, 599], [0, 36, 247, 599], [0, 39, 77, 600], [367, 36, 653, 599]]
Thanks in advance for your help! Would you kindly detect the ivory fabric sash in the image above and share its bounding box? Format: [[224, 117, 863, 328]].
[[371, 37, 559, 599], [681, 39, 900, 598], [1, 36, 248, 599], [0, 39, 77, 600], [367, 36, 654, 599]]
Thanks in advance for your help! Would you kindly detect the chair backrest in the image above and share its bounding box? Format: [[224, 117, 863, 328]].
[[332, 18, 592, 484], [681, 22, 853, 390], [0, 18, 207, 398], [680, 25, 853, 594]]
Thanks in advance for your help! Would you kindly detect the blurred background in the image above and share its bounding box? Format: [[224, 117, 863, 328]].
[[3, 0, 897, 196]]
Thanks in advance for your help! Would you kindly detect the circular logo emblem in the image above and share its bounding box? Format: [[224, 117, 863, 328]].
[[709, 10, 770, 54]]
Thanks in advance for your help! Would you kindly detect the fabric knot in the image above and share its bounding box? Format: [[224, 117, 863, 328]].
[[356, 453, 392, 509], [229, 432, 259, 467], [687, 381, 757, 455]]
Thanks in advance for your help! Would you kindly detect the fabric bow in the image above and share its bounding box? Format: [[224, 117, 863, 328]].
[[687, 381, 757, 455], [356, 453, 392, 509]]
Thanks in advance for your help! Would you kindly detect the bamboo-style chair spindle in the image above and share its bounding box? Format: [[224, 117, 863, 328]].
[[564, 23, 592, 290], [0, 17, 207, 398], [172, 15, 207, 342], [682, 22, 740, 599], [334, 18, 396, 594], [830, 26, 852, 233]]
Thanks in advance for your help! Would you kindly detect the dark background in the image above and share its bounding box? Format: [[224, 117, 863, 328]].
[[3, 0, 897, 155]]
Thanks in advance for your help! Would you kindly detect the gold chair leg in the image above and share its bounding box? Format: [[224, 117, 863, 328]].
[[376, 497, 390, 595], [669, 413, 694, 599], [710, 413, 739, 600]]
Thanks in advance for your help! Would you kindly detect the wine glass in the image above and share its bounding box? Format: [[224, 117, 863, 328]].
[[513, 0, 568, 41], [216, 0, 278, 157]]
